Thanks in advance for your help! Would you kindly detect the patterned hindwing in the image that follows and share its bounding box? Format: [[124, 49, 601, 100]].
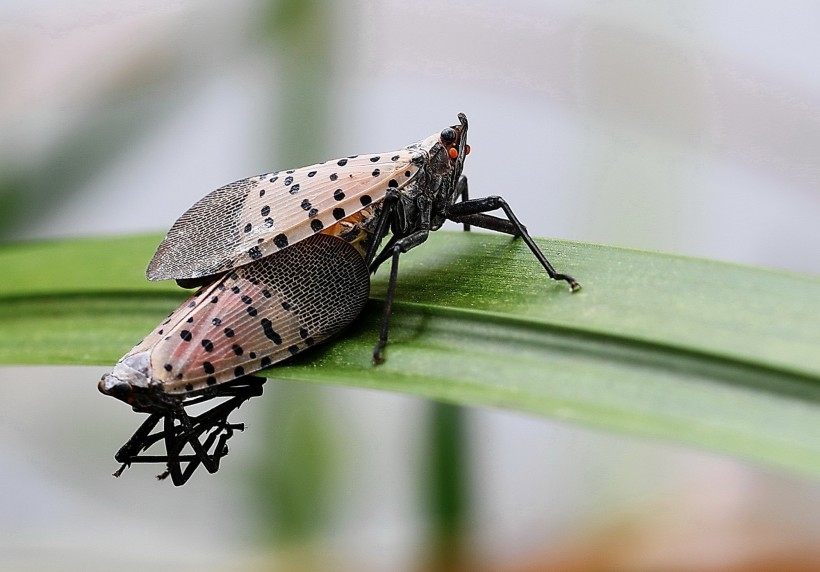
[[147, 146, 424, 281], [136, 233, 370, 396]]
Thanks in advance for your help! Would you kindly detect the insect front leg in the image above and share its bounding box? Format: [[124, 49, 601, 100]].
[[365, 188, 401, 268], [373, 197, 433, 364], [457, 175, 470, 231], [445, 195, 580, 291]]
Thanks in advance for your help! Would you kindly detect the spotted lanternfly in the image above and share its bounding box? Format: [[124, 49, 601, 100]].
[[99, 113, 579, 485]]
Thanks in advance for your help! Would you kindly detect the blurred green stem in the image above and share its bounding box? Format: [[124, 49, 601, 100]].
[[252, 0, 338, 547], [424, 403, 469, 570]]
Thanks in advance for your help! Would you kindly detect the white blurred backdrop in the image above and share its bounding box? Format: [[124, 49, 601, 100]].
[[1, 1, 819, 570]]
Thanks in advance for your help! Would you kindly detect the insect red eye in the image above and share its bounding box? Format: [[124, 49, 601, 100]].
[[465, 145, 471, 155], [448, 147, 458, 159]]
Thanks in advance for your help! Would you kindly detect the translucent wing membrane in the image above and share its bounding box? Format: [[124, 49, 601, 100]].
[[148, 148, 422, 280], [113, 234, 369, 398]]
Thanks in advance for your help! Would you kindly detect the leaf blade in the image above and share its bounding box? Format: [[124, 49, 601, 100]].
[[1, 232, 818, 476]]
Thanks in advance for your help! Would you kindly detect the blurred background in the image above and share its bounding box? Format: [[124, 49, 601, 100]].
[[1, 1, 819, 570]]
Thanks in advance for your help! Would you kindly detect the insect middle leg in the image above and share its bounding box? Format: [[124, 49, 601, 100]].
[[445, 195, 580, 291], [372, 197, 433, 364]]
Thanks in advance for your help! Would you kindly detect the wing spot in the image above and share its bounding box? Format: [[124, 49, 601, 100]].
[[388, 179, 399, 188], [248, 246, 262, 260], [370, 156, 380, 162], [273, 233, 288, 248], [212, 317, 222, 326], [206, 376, 217, 386], [284, 176, 293, 185], [307, 170, 317, 177], [333, 207, 346, 220], [372, 168, 380, 177], [269, 176, 278, 183], [289, 183, 300, 195], [261, 356, 272, 367], [333, 189, 345, 201], [391, 155, 400, 161], [337, 158, 348, 166], [164, 363, 173, 372], [288, 345, 299, 355], [247, 306, 258, 317], [261, 318, 282, 344], [264, 217, 274, 228], [201, 339, 214, 352], [232, 344, 244, 356], [310, 219, 324, 232], [180, 330, 192, 342], [224, 327, 235, 337], [203, 362, 215, 374], [243, 223, 252, 233], [261, 205, 270, 216], [241, 295, 252, 304], [329, 173, 338, 181], [301, 199, 312, 211], [234, 366, 245, 377]]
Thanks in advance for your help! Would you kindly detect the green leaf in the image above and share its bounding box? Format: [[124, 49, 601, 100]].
[[1, 232, 819, 476]]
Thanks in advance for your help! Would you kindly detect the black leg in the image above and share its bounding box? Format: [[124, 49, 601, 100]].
[[113, 412, 163, 478], [373, 245, 400, 364], [457, 176, 470, 231], [448, 213, 519, 235], [110, 377, 265, 485], [370, 234, 397, 273], [373, 197, 433, 364], [445, 196, 580, 291], [365, 188, 400, 267]]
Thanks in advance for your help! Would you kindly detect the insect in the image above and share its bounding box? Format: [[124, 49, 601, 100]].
[[99, 113, 579, 485]]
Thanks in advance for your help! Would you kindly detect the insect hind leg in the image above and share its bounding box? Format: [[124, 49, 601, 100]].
[[445, 195, 580, 291]]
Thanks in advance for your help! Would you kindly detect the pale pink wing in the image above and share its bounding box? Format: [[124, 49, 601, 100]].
[[120, 234, 369, 396], [147, 146, 426, 281]]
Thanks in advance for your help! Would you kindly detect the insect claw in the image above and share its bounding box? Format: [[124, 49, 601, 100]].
[[554, 273, 581, 292], [372, 344, 386, 365]]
